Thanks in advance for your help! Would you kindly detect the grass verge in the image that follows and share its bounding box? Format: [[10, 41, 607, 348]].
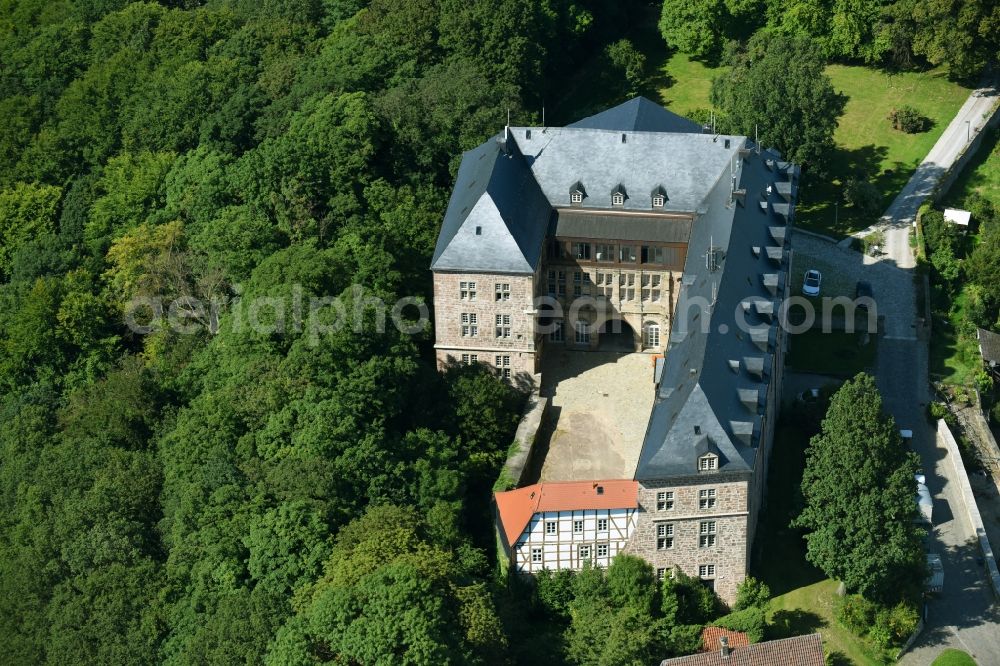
[[928, 283, 981, 385], [931, 648, 978, 666], [755, 421, 891, 665], [787, 329, 878, 377], [944, 127, 1000, 210]]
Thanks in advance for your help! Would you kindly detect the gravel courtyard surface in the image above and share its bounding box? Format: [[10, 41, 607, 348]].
[[532, 350, 656, 482]]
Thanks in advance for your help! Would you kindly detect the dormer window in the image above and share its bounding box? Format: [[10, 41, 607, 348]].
[[651, 185, 668, 209], [611, 184, 627, 207], [569, 181, 586, 205], [571, 191, 583, 204], [698, 454, 718, 471]]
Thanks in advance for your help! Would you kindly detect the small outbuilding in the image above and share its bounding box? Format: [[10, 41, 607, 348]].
[[944, 208, 971, 227], [978, 328, 1000, 379]]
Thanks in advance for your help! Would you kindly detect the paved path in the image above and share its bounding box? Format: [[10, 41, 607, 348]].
[[821, 81, 1000, 663], [840, 82, 999, 267]]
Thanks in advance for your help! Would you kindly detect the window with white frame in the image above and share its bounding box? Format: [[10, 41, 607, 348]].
[[699, 521, 717, 548], [495, 314, 511, 338], [579, 544, 591, 560], [699, 488, 717, 509], [549, 320, 564, 343], [612, 191, 625, 206], [575, 321, 590, 344], [652, 194, 665, 208], [573, 520, 583, 534], [573, 242, 591, 260], [699, 454, 718, 471], [495, 355, 511, 379], [619, 245, 637, 262], [570, 190, 583, 204], [656, 523, 674, 550], [573, 271, 582, 297], [596, 543, 609, 558], [597, 518, 608, 532], [495, 283, 510, 301], [531, 547, 542, 563], [461, 313, 478, 337], [459, 281, 477, 300], [656, 491, 674, 511], [595, 244, 614, 262], [545, 521, 557, 535], [460, 354, 478, 366], [645, 323, 660, 348], [698, 564, 716, 578]]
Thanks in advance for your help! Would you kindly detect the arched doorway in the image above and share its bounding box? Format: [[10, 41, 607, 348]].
[[643, 321, 662, 351], [597, 318, 637, 351]]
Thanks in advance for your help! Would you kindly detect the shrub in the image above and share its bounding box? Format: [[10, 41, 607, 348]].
[[868, 610, 893, 649], [712, 606, 766, 643], [927, 401, 949, 423], [889, 106, 931, 133], [887, 601, 920, 643], [845, 180, 882, 217], [535, 568, 575, 619], [837, 594, 878, 634], [859, 230, 885, 255], [734, 576, 771, 611]]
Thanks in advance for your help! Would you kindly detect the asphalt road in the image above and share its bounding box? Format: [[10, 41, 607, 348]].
[[796, 83, 1000, 661], [847, 82, 1000, 664]]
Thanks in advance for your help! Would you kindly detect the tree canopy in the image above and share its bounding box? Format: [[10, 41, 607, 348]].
[[792, 373, 925, 601], [710, 34, 845, 167], [0, 0, 634, 662]]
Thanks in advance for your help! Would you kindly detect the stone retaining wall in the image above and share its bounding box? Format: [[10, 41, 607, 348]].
[[937, 419, 1000, 599], [496, 385, 547, 490], [932, 98, 1000, 202]]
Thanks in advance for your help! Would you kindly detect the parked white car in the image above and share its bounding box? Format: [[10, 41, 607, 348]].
[[803, 269, 822, 296]]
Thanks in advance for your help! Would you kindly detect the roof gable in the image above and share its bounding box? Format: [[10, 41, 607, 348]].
[[568, 97, 703, 133], [494, 480, 638, 546], [431, 137, 551, 274]]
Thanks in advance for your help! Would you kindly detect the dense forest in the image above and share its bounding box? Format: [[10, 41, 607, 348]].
[[0, 0, 996, 664], [0, 0, 642, 662]]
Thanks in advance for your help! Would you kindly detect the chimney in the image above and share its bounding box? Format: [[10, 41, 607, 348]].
[[720, 636, 730, 658]]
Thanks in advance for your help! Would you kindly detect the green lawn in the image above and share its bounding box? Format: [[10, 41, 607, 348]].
[[944, 127, 1000, 210], [653, 52, 726, 119], [928, 283, 982, 385], [787, 329, 878, 377], [796, 66, 972, 237], [932, 649, 978, 666], [755, 422, 891, 665]]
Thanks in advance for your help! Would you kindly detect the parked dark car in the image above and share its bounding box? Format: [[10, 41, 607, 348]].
[[855, 280, 874, 309]]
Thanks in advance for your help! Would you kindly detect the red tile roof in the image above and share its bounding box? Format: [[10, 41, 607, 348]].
[[660, 633, 824, 666], [701, 627, 749, 653], [494, 479, 639, 545]]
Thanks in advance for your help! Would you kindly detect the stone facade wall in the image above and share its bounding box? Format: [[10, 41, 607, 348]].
[[626, 474, 751, 604], [541, 262, 680, 352], [433, 271, 538, 378]]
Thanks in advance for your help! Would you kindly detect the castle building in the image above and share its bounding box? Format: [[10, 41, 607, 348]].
[[430, 98, 797, 604]]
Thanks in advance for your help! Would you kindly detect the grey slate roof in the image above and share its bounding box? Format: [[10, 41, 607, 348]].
[[568, 96, 704, 134], [430, 135, 552, 274], [553, 210, 692, 243], [635, 142, 796, 480], [511, 126, 741, 212], [430, 98, 797, 484], [979, 328, 1000, 366]]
